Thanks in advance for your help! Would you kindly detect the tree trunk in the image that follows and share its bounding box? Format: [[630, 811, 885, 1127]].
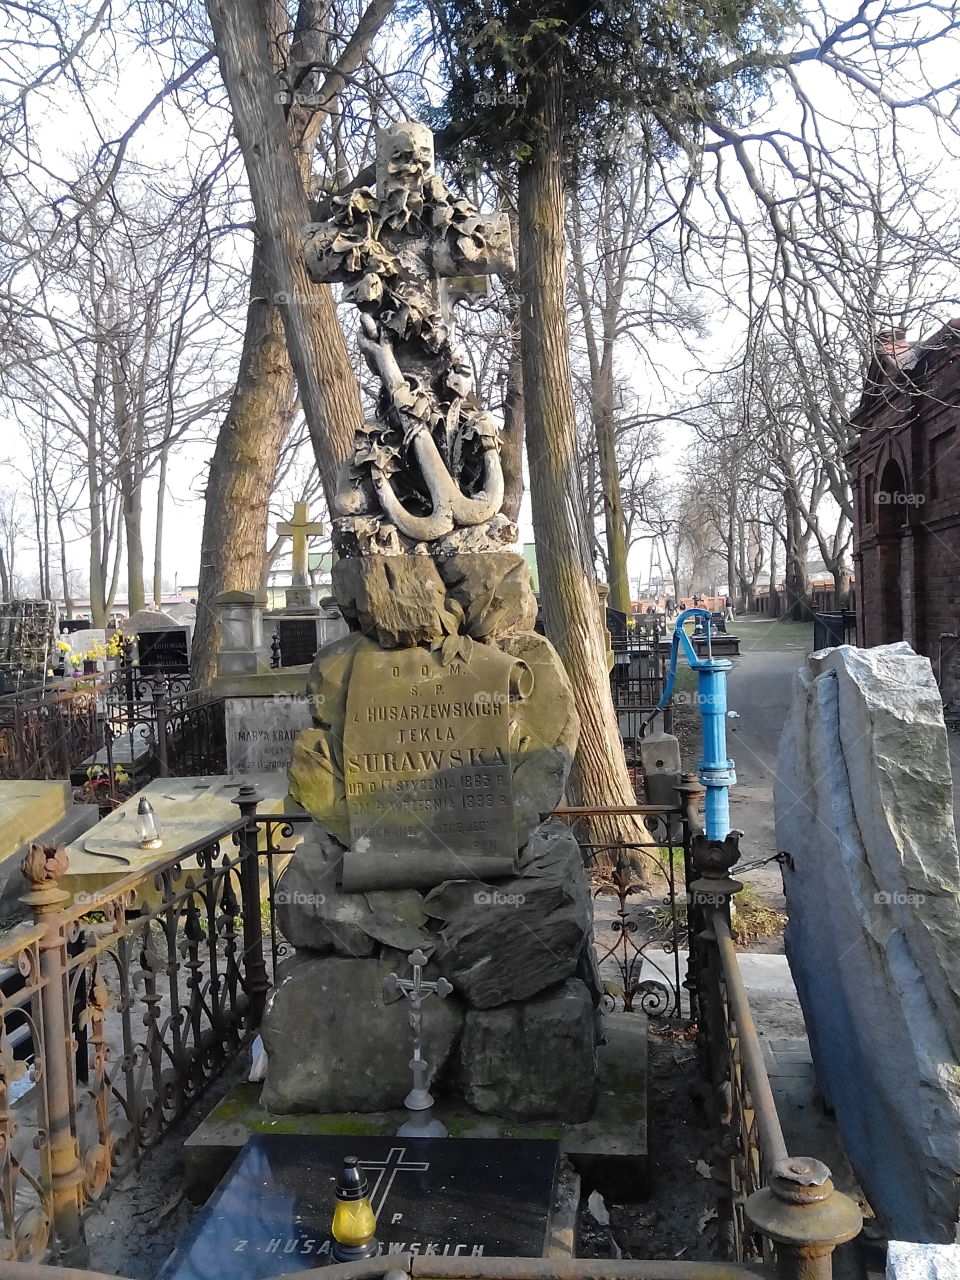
[[500, 281, 525, 524], [57, 511, 73, 617], [594, 359, 631, 614], [783, 498, 810, 622], [768, 528, 779, 617], [190, 253, 299, 688], [517, 53, 650, 860], [205, 0, 361, 505], [123, 483, 146, 615], [153, 449, 168, 607], [0, 549, 8, 604]]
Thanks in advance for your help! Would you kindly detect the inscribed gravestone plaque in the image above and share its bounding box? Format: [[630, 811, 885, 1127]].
[[139, 629, 190, 673], [161, 1135, 559, 1280], [277, 617, 320, 668], [225, 696, 314, 774], [340, 646, 520, 890]]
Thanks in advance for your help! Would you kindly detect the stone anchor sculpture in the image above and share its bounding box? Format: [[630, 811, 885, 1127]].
[[260, 123, 600, 1123]]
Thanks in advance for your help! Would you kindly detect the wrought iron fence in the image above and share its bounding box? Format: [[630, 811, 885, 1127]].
[[553, 786, 700, 1020], [0, 667, 225, 784], [689, 841, 863, 1273], [609, 626, 673, 755], [0, 787, 269, 1263], [0, 687, 102, 781], [811, 611, 857, 651]]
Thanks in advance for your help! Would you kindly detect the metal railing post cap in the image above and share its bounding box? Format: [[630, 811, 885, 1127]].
[[232, 781, 263, 809], [746, 1156, 863, 1250], [20, 842, 72, 911]]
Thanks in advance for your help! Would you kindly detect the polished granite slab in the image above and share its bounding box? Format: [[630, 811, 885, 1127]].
[[163, 1134, 559, 1279]]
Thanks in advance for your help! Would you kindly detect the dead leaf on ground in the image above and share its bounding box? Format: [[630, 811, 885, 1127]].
[[697, 1206, 718, 1234]]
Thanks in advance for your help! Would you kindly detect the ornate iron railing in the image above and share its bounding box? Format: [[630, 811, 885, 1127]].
[[0, 788, 268, 1264], [0, 784, 863, 1280], [554, 791, 699, 1019], [0, 667, 225, 784], [0, 688, 101, 781], [689, 846, 863, 1274]]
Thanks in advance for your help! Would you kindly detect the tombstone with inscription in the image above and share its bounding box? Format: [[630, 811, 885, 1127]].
[[123, 609, 191, 674], [162, 1136, 560, 1280], [260, 122, 598, 1123]]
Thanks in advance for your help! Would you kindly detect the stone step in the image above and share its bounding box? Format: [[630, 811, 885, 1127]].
[[183, 1011, 647, 1208]]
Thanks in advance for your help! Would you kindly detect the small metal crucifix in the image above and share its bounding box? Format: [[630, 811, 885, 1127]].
[[382, 947, 453, 1138]]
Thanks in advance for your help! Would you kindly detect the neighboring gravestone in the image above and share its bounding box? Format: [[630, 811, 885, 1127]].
[[260, 121, 598, 1122], [123, 609, 191, 674], [138, 628, 190, 673], [214, 591, 269, 677], [161, 1135, 559, 1280], [276, 616, 320, 667], [61, 628, 107, 672], [225, 694, 315, 775], [776, 642, 960, 1242]]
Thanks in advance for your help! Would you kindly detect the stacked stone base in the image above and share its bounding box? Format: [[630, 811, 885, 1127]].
[[261, 820, 600, 1122], [261, 547, 598, 1124]]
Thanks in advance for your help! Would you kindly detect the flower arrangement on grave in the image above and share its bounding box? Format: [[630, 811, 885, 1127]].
[[73, 763, 133, 810]]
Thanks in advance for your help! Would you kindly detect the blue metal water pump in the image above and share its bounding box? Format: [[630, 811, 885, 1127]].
[[654, 609, 737, 841]]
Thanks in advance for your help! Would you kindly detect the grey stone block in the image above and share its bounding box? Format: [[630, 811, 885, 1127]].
[[460, 978, 598, 1121], [261, 950, 463, 1113]]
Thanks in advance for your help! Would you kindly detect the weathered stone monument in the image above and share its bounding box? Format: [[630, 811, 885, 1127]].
[[776, 642, 960, 1242], [261, 122, 598, 1121]]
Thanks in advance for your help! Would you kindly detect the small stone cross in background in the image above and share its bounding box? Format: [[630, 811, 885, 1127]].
[[277, 501, 325, 587]]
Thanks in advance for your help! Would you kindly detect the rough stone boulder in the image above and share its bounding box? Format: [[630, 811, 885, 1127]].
[[776, 642, 960, 1242], [426, 820, 593, 1007], [459, 979, 598, 1121], [260, 950, 464, 1113], [499, 632, 579, 838], [276, 831, 430, 956]]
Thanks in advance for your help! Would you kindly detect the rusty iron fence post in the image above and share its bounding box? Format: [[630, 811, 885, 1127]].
[[233, 783, 270, 1027], [152, 674, 169, 777], [20, 847, 87, 1265], [746, 1157, 862, 1280]]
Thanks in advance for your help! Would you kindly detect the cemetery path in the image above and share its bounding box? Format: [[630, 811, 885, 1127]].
[[723, 618, 812, 922]]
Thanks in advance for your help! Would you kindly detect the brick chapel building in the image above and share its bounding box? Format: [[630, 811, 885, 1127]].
[[846, 319, 960, 674]]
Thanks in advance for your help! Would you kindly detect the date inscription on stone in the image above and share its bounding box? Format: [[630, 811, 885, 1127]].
[[343, 646, 517, 876]]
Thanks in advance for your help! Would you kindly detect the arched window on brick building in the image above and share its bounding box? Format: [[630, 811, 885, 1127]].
[[876, 457, 906, 644]]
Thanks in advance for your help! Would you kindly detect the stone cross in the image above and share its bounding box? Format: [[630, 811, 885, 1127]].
[[308, 122, 513, 299], [277, 502, 325, 587], [383, 947, 453, 1139], [303, 123, 515, 543]]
